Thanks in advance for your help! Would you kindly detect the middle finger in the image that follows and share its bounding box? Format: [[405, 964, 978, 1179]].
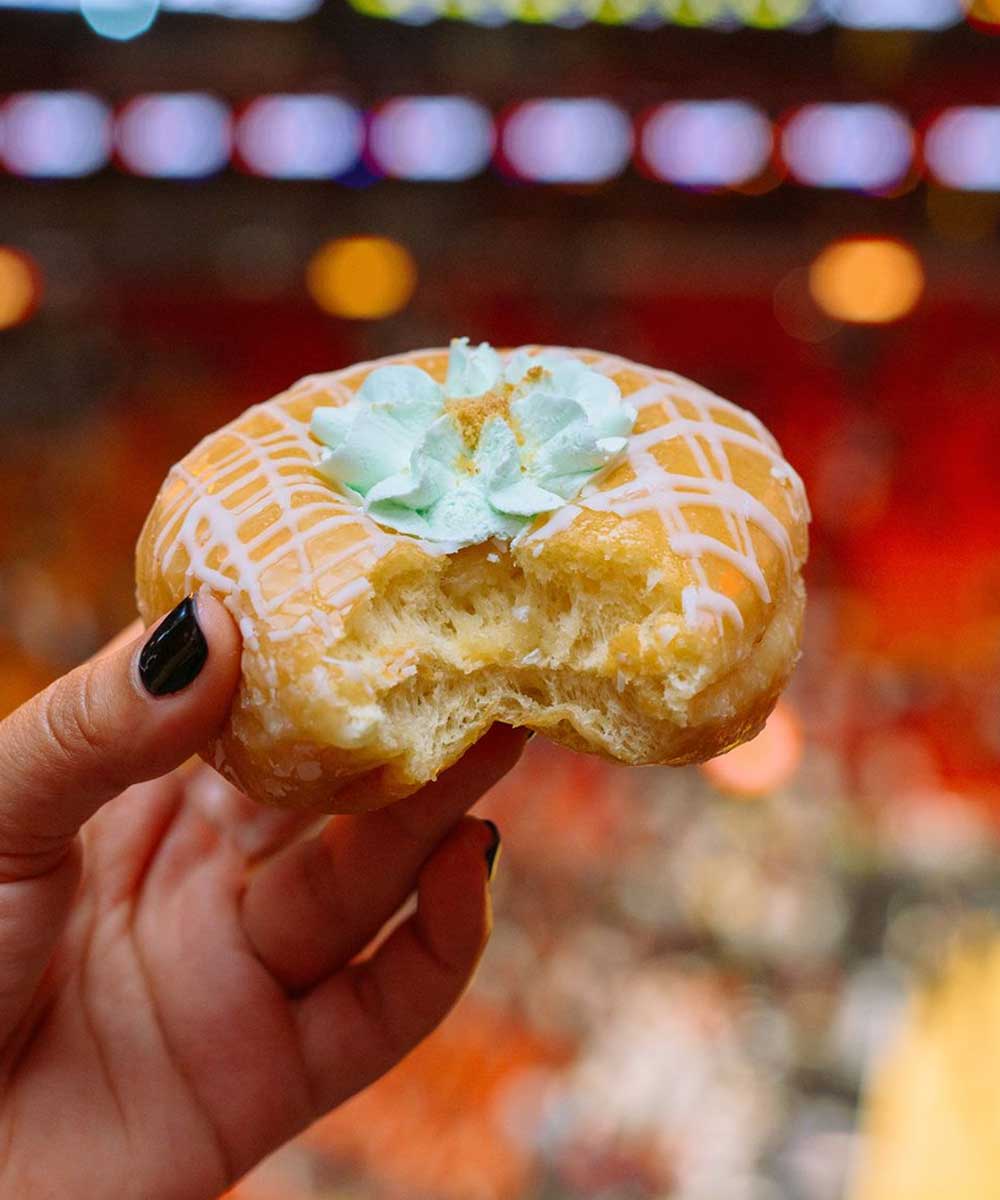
[[240, 725, 527, 992]]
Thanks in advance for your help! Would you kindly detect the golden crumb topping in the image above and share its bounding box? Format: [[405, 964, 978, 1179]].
[[446, 384, 516, 450]]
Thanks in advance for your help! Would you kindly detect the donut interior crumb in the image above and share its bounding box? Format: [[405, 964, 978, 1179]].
[[313, 542, 803, 801]]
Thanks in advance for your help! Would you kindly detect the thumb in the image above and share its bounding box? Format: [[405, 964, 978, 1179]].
[[0, 593, 242, 869]]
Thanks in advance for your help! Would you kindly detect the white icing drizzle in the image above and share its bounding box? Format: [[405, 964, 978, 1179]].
[[524, 500, 582, 540], [329, 577, 372, 608], [668, 533, 770, 605], [152, 346, 805, 652], [682, 584, 745, 633], [266, 614, 313, 644]]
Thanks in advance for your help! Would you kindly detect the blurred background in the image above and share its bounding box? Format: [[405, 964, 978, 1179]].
[[2, 1, 1000, 1196]]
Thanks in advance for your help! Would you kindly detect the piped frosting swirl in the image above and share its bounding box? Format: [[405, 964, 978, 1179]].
[[309, 338, 637, 547]]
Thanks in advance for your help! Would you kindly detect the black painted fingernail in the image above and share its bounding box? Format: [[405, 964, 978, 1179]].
[[138, 596, 208, 697], [483, 820, 502, 883]]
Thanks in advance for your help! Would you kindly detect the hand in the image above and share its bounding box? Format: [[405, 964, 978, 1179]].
[[0, 595, 522, 1200]]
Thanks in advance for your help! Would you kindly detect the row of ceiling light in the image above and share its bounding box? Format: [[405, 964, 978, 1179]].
[[1, 92, 999, 192]]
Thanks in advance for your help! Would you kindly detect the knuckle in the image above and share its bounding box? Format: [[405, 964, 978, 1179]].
[[0, 837, 75, 884]]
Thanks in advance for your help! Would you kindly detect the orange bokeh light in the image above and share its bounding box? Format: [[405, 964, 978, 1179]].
[[701, 700, 804, 796], [966, 0, 1000, 28], [306, 235, 416, 320], [809, 237, 923, 325], [0, 245, 41, 330]]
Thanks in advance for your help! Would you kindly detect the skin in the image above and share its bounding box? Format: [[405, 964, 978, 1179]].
[[0, 597, 526, 1199]]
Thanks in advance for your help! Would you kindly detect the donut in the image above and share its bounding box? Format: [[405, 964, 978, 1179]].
[[136, 340, 809, 812]]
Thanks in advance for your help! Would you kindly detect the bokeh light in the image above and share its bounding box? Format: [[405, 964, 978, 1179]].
[[116, 93, 232, 178], [305, 236, 417, 319], [595, 0, 649, 22], [809, 237, 924, 324], [659, 0, 727, 25], [925, 107, 1000, 191], [782, 103, 914, 192], [454, 0, 513, 25], [498, 0, 583, 22], [223, 0, 320, 14], [501, 99, 632, 184], [639, 100, 772, 188], [701, 701, 804, 795], [235, 95, 363, 180], [965, 0, 1000, 28], [0, 246, 41, 330], [346, 0, 437, 21], [728, 0, 809, 27], [822, 0, 963, 27], [0, 91, 112, 178], [368, 96, 495, 181], [79, 0, 159, 40]]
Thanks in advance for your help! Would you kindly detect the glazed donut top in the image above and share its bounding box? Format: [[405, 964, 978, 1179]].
[[145, 341, 809, 678]]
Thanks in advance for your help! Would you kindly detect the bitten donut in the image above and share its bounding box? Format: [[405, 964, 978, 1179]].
[[136, 339, 809, 812]]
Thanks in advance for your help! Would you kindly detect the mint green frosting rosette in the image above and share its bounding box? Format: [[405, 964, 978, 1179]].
[[309, 338, 637, 547]]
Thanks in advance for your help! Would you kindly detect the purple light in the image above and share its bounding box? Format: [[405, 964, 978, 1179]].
[[236, 95, 363, 179], [117, 93, 232, 178], [782, 103, 913, 192], [1, 92, 112, 178], [368, 96, 494, 181], [925, 107, 1000, 191], [640, 100, 772, 188], [821, 0, 963, 28], [502, 99, 632, 184]]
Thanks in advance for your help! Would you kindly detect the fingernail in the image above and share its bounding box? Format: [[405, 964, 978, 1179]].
[[138, 596, 209, 697], [483, 820, 502, 883]]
